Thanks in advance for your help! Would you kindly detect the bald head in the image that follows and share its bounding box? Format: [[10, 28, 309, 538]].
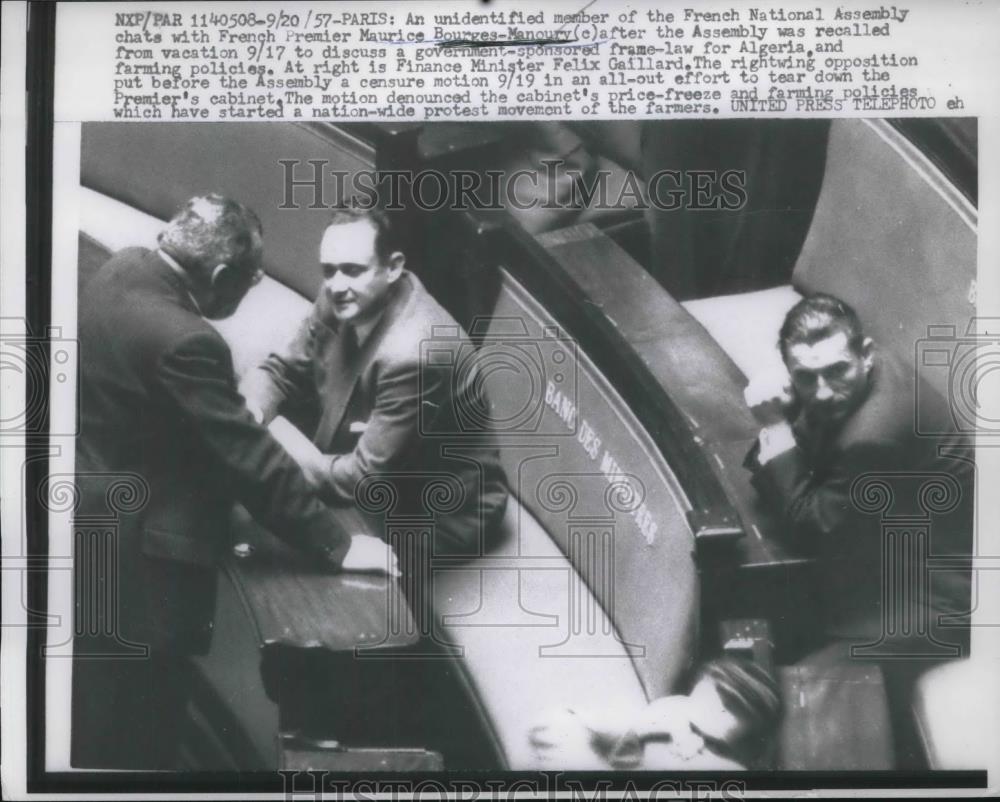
[[158, 194, 265, 319], [158, 194, 263, 279]]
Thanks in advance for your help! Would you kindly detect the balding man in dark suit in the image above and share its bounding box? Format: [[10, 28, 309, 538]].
[[74, 195, 398, 769]]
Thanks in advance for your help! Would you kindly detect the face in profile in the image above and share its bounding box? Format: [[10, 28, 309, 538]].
[[786, 330, 873, 424], [318, 219, 402, 326]]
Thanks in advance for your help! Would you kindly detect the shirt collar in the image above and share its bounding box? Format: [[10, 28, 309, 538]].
[[157, 248, 203, 315], [349, 277, 403, 344], [351, 305, 385, 346]]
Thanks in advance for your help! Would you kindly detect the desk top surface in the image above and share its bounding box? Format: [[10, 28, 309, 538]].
[[225, 506, 418, 651]]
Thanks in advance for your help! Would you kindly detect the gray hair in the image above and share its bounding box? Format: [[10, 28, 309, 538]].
[[158, 194, 263, 276]]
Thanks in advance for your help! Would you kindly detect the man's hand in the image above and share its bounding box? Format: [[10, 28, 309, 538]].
[[757, 421, 797, 464], [744, 367, 794, 427], [342, 534, 401, 577], [633, 695, 692, 740], [528, 709, 607, 769], [299, 452, 334, 491]]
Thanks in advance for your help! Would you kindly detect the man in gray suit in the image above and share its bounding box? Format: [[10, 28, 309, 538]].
[[241, 207, 508, 555]]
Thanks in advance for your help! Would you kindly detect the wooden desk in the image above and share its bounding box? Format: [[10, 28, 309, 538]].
[[536, 223, 806, 571], [223, 505, 417, 652]]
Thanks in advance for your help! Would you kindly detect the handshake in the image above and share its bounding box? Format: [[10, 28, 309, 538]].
[[270, 416, 401, 578]]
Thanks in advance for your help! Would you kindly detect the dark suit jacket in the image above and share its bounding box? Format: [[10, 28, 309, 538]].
[[746, 352, 973, 649], [243, 271, 508, 554], [76, 248, 350, 654]]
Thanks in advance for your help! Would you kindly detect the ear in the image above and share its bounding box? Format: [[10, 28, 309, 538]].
[[385, 251, 405, 283], [860, 336, 875, 372], [211, 262, 250, 296], [210, 263, 231, 287]]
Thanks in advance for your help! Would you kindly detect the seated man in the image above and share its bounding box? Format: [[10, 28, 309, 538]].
[[528, 657, 782, 770], [743, 293, 974, 764], [240, 207, 508, 555]]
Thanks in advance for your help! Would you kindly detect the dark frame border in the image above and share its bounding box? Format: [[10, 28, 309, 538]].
[[25, 0, 56, 790], [22, 1, 986, 793]]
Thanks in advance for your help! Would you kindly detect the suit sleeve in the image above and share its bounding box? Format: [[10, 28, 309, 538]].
[[748, 439, 898, 550], [156, 329, 350, 565], [322, 355, 437, 504], [239, 309, 317, 424]]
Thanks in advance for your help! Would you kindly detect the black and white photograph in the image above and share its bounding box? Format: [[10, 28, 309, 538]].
[[65, 113, 991, 779], [2, 1, 999, 799]]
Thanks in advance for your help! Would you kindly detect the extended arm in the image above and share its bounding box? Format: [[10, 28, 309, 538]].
[[157, 329, 350, 565], [239, 308, 318, 424]]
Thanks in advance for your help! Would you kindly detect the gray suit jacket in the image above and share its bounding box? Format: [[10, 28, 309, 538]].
[[242, 271, 508, 554]]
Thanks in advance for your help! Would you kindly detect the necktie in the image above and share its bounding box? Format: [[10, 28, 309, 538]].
[[313, 323, 359, 450]]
